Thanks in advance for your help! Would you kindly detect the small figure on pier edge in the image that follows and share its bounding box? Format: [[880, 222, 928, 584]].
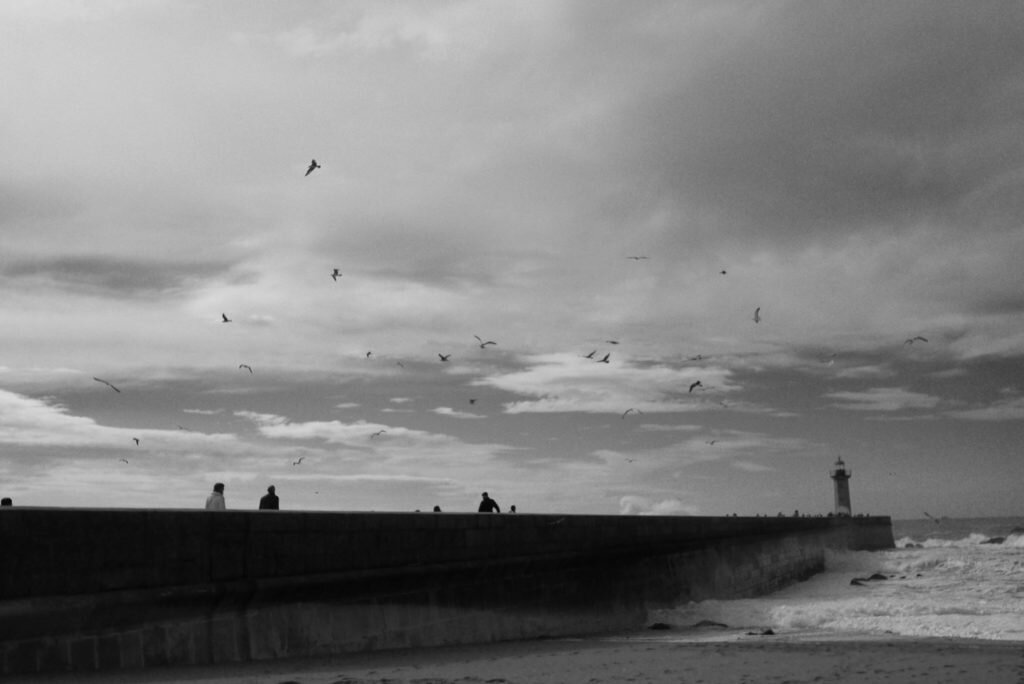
[[478, 491, 500, 513]]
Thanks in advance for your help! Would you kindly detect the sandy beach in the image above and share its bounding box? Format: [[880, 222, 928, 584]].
[[19, 631, 1024, 684]]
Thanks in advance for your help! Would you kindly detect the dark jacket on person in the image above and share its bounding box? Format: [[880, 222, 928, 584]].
[[478, 496, 500, 513], [259, 493, 279, 510]]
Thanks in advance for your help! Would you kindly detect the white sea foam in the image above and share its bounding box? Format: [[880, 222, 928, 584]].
[[894, 531, 1024, 548], [655, 522, 1024, 642]]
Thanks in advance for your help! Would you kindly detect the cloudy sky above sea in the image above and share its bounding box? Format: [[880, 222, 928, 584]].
[[2, 1, 1023, 518]]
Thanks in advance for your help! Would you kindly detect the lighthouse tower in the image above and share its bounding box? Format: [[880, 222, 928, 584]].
[[829, 457, 852, 516]]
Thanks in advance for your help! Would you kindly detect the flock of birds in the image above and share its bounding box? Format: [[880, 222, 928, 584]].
[[90, 158, 931, 471]]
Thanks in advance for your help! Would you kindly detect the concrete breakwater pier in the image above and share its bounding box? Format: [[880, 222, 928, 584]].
[[0, 509, 893, 676]]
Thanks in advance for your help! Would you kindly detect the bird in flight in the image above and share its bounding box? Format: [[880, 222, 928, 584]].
[[689, 380, 703, 393], [706, 440, 717, 445], [221, 313, 231, 323], [93, 377, 121, 393], [605, 340, 620, 345], [292, 456, 305, 466], [132, 438, 140, 446], [720, 270, 727, 275], [627, 256, 649, 261], [689, 354, 704, 361], [119, 457, 129, 464], [597, 353, 611, 363], [305, 159, 320, 176], [583, 350, 597, 359], [239, 364, 253, 373], [370, 429, 386, 438], [438, 353, 451, 362], [753, 307, 761, 324], [904, 336, 928, 345], [474, 335, 497, 349], [923, 511, 946, 524], [331, 269, 342, 281], [621, 408, 641, 419], [365, 351, 373, 359]]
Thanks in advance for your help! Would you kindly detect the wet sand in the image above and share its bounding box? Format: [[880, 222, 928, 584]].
[[14, 632, 1024, 684]]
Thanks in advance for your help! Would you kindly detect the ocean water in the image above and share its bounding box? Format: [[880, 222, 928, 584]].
[[652, 517, 1024, 641]]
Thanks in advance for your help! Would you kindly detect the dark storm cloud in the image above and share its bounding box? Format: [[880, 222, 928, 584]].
[[2, 256, 238, 298], [598, 1, 1024, 240]]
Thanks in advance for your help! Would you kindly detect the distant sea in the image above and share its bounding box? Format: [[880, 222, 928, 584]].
[[654, 517, 1024, 641]]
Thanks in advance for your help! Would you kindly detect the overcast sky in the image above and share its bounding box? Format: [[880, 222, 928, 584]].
[[2, 1, 1023, 519]]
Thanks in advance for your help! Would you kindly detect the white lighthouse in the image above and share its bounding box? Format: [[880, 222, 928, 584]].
[[829, 457, 852, 516]]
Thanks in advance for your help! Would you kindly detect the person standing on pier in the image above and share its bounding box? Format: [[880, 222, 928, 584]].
[[259, 485, 279, 510], [205, 482, 226, 510], [478, 491, 500, 513]]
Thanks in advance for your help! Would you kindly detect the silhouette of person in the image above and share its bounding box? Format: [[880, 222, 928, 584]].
[[259, 485, 279, 510], [0, 497, 11, 507], [433, 505, 442, 512], [205, 482, 226, 510], [478, 491, 500, 513], [510, 505, 516, 513]]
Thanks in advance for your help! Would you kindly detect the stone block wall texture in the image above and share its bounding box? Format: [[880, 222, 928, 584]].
[[0, 509, 893, 676]]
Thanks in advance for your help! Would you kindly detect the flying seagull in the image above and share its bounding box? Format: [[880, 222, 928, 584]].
[[474, 335, 497, 348], [923, 511, 946, 524], [720, 270, 727, 275], [583, 350, 597, 359], [331, 269, 342, 281], [753, 307, 761, 324], [689, 380, 703, 393], [597, 353, 611, 363], [621, 408, 640, 419], [904, 336, 929, 345], [93, 377, 121, 393], [627, 256, 649, 260], [706, 440, 717, 445], [605, 340, 620, 345], [132, 438, 140, 446], [370, 429, 386, 438], [366, 351, 373, 359], [469, 398, 477, 405], [305, 159, 320, 176], [221, 313, 231, 323], [119, 457, 129, 464], [239, 364, 253, 373], [438, 353, 451, 362], [292, 456, 305, 466]]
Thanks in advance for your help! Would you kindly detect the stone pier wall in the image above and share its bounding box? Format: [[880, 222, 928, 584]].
[[0, 509, 893, 676]]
